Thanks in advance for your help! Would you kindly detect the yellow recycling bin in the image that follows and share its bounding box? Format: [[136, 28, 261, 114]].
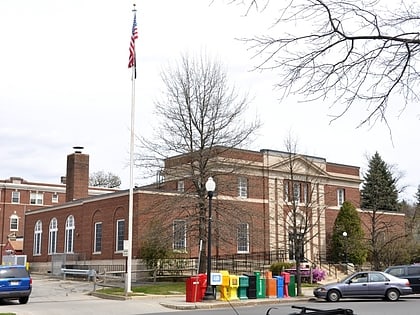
[[219, 270, 230, 301], [229, 275, 240, 300]]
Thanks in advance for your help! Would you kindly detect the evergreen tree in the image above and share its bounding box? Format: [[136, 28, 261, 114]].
[[361, 152, 399, 211], [331, 201, 367, 265]]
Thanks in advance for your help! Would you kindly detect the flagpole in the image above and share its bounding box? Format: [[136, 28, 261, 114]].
[[126, 3, 137, 295]]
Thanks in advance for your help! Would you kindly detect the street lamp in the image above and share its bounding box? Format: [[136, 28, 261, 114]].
[[342, 231, 348, 274], [203, 177, 216, 300]]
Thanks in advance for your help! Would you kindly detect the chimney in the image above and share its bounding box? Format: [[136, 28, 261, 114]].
[[65, 146, 89, 202]]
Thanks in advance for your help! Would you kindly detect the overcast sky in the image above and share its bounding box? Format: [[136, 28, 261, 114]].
[[1, 0, 418, 202]]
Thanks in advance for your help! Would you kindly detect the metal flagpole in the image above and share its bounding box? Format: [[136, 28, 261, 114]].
[[126, 3, 138, 295]]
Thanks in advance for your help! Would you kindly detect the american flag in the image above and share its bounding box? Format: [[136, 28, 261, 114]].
[[128, 13, 138, 69]]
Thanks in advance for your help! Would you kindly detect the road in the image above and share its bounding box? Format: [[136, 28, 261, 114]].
[[1, 275, 420, 315], [0, 275, 178, 315]]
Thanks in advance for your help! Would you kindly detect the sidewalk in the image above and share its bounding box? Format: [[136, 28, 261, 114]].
[[92, 287, 315, 311]]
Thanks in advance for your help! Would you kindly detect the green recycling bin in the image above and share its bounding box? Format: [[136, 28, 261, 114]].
[[288, 274, 296, 297]]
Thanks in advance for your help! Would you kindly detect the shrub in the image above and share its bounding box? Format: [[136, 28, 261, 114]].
[[270, 262, 294, 275], [312, 268, 327, 283]]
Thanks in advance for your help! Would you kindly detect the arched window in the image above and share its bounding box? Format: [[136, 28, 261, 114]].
[[33, 220, 42, 255], [48, 218, 58, 254], [65, 215, 75, 253]]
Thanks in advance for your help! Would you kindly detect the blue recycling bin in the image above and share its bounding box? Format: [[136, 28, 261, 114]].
[[274, 276, 284, 298]]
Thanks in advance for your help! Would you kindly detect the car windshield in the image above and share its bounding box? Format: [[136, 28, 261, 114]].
[[0, 268, 29, 279]]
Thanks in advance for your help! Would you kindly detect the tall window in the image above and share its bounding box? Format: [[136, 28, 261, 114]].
[[284, 181, 311, 203], [33, 220, 42, 255], [65, 215, 75, 253], [173, 220, 186, 251], [177, 180, 185, 192], [337, 188, 345, 206], [30, 192, 43, 205], [94, 222, 102, 253], [10, 214, 18, 231], [52, 193, 59, 203], [237, 223, 250, 253], [48, 218, 58, 254], [288, 231, 304, 260], [116, 219, 125, 252], [238, 177, 248, 198], [11, 191, 20, 204]]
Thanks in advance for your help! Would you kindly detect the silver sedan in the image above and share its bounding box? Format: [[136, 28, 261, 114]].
[[313, 271, 412, 302]]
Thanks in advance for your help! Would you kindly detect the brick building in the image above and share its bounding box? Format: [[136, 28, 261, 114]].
[[23, 147, 405, 272], [0, 148, 117, 261]]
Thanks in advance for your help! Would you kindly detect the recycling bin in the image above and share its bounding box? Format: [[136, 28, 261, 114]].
[[288, 274, 296, 297], [274, 275, 284, 298], [186, 276, 202, 302], [238, 275, 249, 300], [245, 273, 257, 299]]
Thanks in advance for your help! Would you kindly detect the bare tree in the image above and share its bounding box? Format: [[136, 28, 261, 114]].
[[281, 134, 326, 296], [89, 171, 121, 188], [234, 0, 420, 127], [137, 53, 261, 273]]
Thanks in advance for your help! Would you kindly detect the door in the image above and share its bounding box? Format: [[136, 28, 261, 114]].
[[342, 273, 369, 297]]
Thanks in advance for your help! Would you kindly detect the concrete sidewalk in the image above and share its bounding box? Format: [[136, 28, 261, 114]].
[[91, 287, 316, 311]]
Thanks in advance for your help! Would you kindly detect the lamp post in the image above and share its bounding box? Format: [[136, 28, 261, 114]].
[[342, 231, 348, 274], [203, 177, 216, 300]]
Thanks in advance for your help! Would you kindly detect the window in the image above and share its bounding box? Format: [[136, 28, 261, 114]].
[[173, 220, 186, 251], [48, 218, 58, 254], [337, 189, 345, 206], [30, 192, 43, 205], [284, 181, 311, 203], [238, 177, 248, 198], [65, 215, 75, 253], [94, 222, 102, 253], [293, 183, 300, 202], [116, 219, 125, 252], [10, 214, 18, 231], [33, 220, 42, 255], [369, 273, 387, 283], [177, 180, 185, 192], [237, 223, 250, 253], [288, 231, 304, 260], [284, 182, 289, 202], [52, 193, 59, 203], [11, 191, 20, 204]]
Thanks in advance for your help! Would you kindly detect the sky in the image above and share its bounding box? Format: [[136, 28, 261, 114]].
[[0, 0, 418, 202]]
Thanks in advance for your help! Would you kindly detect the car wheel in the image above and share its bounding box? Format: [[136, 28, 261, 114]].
[[386, 289, 400, 301], [327, 289, 340, 302], [19, 296, 29, 304]]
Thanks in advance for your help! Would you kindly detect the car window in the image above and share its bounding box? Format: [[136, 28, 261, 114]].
[[408, 266, 420, 275], [387, 267, 405, 277], [351, 273, 368, 283], [369, 273, 387, 283], [0, 268, 29, 279]]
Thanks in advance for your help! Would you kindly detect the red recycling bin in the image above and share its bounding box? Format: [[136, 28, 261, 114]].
[[186, 274, 207, 302], [186, 276, 202, 302]]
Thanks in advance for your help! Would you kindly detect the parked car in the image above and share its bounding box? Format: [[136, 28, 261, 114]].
[[313, 271, 412, 302], [0, 265, 32, 304], [384, 264, 420, 294]]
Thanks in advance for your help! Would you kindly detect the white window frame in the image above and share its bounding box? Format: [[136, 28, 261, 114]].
[[238, 177, 248, 198], [33, 220, 42, 256], [52, 193, 59, 203], [10, 214, 18, 231], [11, 191, 20, 204], [94, 222, 102, 253], [116, 219, 125, 252], [293, 182, 301, 203], [337, 188, 345, 206], [48, 218, 58, 255], [65, 215, 75, 253], [173, 220, 186, 251], [237, 223, 250, 253], [30, 192, 44, 205]]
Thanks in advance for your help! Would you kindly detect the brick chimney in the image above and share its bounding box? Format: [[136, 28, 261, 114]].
[[65, 146, 89, 202]]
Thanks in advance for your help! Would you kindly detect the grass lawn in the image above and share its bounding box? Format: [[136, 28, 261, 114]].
[[96, 281, 186, 296]]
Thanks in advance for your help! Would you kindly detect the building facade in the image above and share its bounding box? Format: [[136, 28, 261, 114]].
[[23, 147, 405, 272]]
